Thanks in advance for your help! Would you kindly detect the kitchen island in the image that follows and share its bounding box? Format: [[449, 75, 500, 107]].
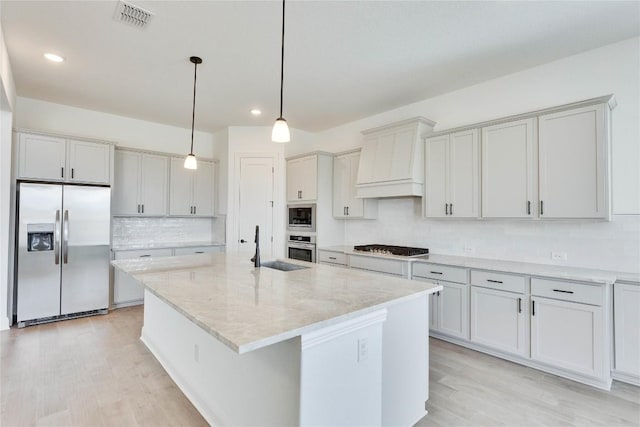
[[112, 253, 441, 426]]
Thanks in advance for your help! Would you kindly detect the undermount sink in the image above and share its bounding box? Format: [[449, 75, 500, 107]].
[[260, 260, 310, 272]]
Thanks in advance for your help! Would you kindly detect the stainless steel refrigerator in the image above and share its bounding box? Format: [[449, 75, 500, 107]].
[[15, 183, 111, 327]]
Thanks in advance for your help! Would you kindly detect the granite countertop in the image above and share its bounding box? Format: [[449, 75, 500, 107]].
[[318, 246, 639, 286], [111, 241, 226, 251], [111, 253, 441, 354]]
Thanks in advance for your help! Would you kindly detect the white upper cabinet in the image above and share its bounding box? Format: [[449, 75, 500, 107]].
[[169, 157, 216, 216], [333, 151, 377, 219], [17, 132, 112, 184], [481, 118, 537, 218], [424, 129, 479, 218], [113, 150, 168, 216], [67, 140, 110, 184], [287, 154, 318, 202], [356, 117, 435, 198], [538, 104, 609, 219]]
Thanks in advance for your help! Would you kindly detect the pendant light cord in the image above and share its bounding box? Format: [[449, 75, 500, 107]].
[[190, 61, 198, 155], [279, 0, 286, 119]]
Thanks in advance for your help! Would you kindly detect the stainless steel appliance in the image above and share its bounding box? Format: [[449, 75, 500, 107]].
[[287, 234, 316, 263], [287, 204, 316, 232], [353, 244, 429, 257], [15, 183, 111, 327]]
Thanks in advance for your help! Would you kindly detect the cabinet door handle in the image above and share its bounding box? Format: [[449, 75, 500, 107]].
[[343, 206, 347, 216], [346, 206, 349, 216], [445, 203, 449, 215], [61, 167, 64, 178], [194, 206, 196, 215], [518, 297, 522, 313], [141, 204, 144, 214], [450, 203, 453, 216], [190, 206, 193, 214], [137, 204, 140, 214], [553, 289, 574, 294], [139, 255, 151, 258], [71, 168, 74, 179], [532, 300, 536, 316], [527, 201, 531, 215], [298, 190, 302, 199], [487, 279, 503, 284], [195, 251, 205, 254], [329, 256, 337, 260], [540, 200, 544, 215], [430, 271, 443, 275]]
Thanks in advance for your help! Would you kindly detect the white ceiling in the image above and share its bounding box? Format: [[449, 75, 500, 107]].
[[2, 1, 639, 133]]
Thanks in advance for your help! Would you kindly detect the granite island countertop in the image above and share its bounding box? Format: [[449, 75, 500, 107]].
[[318, 246, 639, 285], [111, 253, 441, 354]]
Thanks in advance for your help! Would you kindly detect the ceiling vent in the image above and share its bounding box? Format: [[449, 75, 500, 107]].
[[114, 1, 153, 29]]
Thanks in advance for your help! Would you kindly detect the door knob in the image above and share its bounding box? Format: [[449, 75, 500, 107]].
[[240, 239, 247, 243]]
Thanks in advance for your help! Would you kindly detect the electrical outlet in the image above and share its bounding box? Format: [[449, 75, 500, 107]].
[[358, 338, 368, 362], [194, 344, 199, 362], [551, 252, 567, 261], [464, 246, 475, 254]]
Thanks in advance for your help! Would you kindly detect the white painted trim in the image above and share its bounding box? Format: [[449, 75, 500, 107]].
[[115, 145, 218, 163], [13, 128, 116, 146], [612, 369, 640, 386], [285, 150, 334, 161], [301, 309, 387, 351], [362, 116, 437, 135], [430, 333, 613, 391], [426, 94, 616, 138], [1, 316, 9, 331]]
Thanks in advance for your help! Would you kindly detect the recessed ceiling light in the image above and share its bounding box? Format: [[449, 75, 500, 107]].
[[250, 109, 262, 116], [44, 53, 64, 63]]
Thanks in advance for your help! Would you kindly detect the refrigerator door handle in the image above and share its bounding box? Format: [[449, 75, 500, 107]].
[[63, 210, 69, 264], [54, 210, 61, 265]]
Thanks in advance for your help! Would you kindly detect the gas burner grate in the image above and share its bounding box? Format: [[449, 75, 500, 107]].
[[353, 244, 429, 257]]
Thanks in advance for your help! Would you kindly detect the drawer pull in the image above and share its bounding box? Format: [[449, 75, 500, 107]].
[[329, 256, 337, 260], [487, 279, 503, 284], [139, 255, 151, 258], [195, 251, 205, 254], [430, 271, 443, 275], [553, 289, 574, 294]]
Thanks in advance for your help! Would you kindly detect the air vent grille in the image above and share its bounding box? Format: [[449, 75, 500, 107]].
[[114, 1, 153, 28]]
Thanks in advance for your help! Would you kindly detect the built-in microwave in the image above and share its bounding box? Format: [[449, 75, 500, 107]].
[[287, 204, 316, 232]]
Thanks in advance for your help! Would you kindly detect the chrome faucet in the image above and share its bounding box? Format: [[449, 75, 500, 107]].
[[250, 225, 260, 267]]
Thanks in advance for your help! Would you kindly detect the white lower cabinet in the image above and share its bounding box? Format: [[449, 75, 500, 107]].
[[113, 248, 173, 306], [349, 255, 409, 278], [173, 246, 224, 255], [427, 280, 469, 340], [613, 283, 640, 385], [530, 296, 604, 379], [470, 286, 529, 357]]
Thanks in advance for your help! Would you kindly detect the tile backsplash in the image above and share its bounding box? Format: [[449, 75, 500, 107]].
[[345, 198, 640, 273], [112, 216, 226, 246]]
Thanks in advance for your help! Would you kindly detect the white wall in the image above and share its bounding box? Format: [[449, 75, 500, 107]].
[[312, 37, 640, 274], [0, 22, 16, 330], [14, 97, 216, 157]]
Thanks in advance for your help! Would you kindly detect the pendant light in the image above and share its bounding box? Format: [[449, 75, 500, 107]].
[[184, 56, 202, 169], [272, 0, 290, 143]]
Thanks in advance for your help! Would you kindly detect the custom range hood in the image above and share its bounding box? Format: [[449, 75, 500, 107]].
[[356, 117, 436, 198]]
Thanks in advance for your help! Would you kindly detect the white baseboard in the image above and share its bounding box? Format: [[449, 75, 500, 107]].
[[1, 316, 9, 331], [612, 369, 640, 387]]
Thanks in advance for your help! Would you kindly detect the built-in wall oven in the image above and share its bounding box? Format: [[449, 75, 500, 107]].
[[287, 204, 316, 232], [287, 234, 316, 263]]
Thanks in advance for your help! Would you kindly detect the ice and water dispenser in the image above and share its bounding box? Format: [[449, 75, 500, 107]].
[[26, 224, 54, 252]]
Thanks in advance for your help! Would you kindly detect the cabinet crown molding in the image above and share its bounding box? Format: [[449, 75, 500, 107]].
[[361, 116, 437, 136], [13, 128, 116, 146]]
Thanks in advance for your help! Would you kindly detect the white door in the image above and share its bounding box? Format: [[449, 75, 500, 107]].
[[538, 104, 607, 218], [67, 140, 110, 184], [140, 154, 168, 216], [449, 129, 479, 218], [169, 157, 194, 216], [113, 150, 141, 216], [425, 135, 448, 218], [470, 286, 528, 357], [481, 118, 536, 218], [531, 296, 604, 379], [238, 157, 274, 258]]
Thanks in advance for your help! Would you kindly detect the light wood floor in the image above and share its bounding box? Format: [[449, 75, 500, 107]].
[[1, 307, 638, 426]]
